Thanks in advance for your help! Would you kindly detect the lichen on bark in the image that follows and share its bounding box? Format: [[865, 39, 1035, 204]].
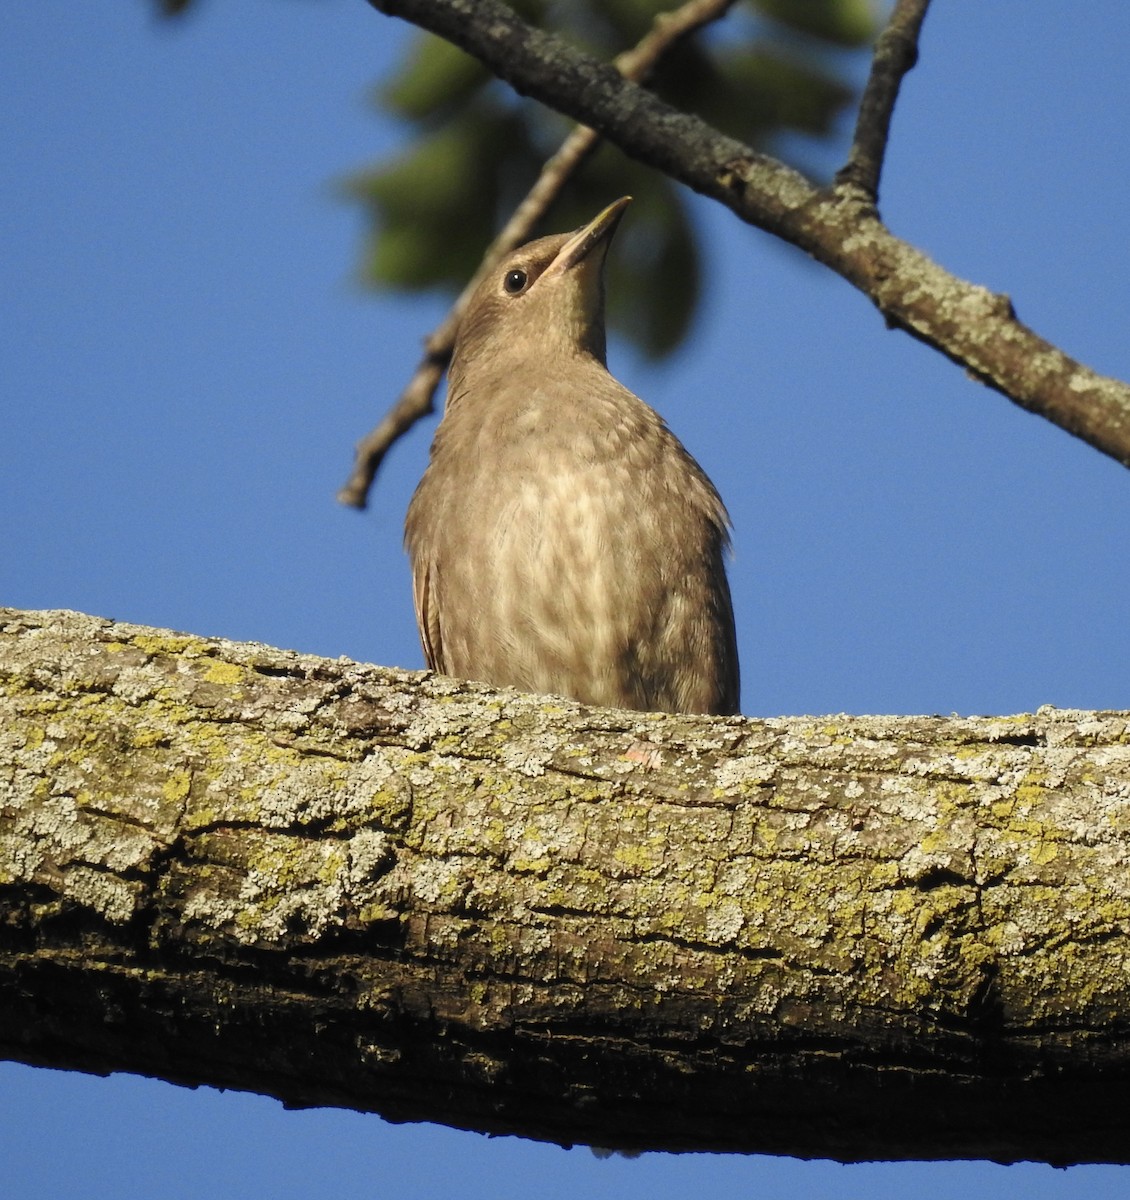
[[2, 607, 1130, 1162]]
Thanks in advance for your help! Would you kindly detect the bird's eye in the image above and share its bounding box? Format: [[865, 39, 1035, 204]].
[[503, 269, 528, 294]]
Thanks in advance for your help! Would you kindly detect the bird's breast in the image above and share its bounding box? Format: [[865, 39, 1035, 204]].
[[405, 370, 735, 713]]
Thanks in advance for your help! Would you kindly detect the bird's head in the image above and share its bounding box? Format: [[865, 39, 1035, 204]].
[[449, 197, 632, 390]]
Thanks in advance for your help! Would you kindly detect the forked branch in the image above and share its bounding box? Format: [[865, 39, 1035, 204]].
[[362, 0, 1130, 470]]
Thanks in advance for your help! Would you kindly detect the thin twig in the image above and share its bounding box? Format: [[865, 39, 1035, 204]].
[[836, 0, 933, 203], [338, 0, 739, 509]]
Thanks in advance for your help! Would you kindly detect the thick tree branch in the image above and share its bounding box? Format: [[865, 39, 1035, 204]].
[[338, 0, 739, 509], [3, 608, 1130, 1162], [362, 0, 1130, 469], [838, 0, 932, 200]]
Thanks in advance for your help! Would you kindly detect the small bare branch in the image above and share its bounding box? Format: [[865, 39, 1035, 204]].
[[837, 0, 933, 202], [338, 0, 739, 509]]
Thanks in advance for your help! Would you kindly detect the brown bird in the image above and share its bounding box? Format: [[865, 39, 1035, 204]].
[[405, 197, 739, 715]]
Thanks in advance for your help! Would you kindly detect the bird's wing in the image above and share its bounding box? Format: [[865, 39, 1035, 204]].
[[411, 556, 444, 673]]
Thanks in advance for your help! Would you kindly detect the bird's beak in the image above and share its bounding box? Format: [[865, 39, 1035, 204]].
[[547, 196, 632, 275]]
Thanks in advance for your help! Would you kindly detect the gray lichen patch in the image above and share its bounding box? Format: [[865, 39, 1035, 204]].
[[3, 608, 1130, 1054]]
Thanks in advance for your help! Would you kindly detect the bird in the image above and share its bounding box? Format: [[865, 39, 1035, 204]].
[[404, 196, 739, 716]]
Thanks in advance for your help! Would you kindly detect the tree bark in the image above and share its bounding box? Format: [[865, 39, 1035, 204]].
[[2, 608, 1130, 1162], [363, 0, 1130, 472]]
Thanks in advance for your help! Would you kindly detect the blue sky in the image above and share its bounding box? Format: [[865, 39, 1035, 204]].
[[3, 1, 1128, 1196]]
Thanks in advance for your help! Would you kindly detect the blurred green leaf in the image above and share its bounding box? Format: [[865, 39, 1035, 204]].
[[381, 36, 491, 121], [754, 0, 877, 48], [343, 109, 525, 288], [568, 0, 676, 48]]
